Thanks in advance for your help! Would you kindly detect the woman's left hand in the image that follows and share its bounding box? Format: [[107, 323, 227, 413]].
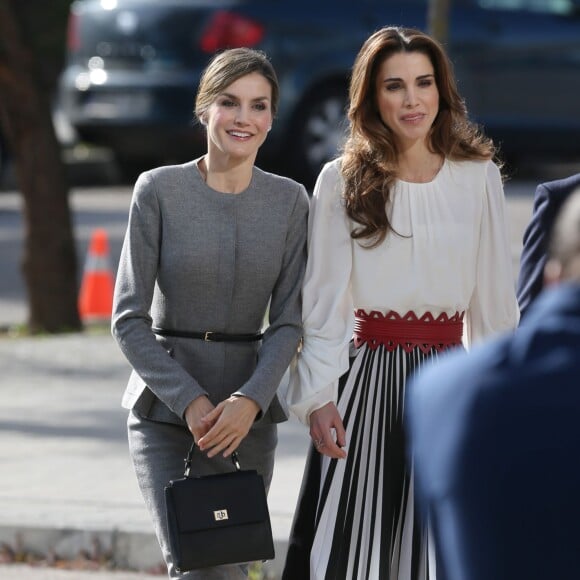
[[197, 395, 260, 458]]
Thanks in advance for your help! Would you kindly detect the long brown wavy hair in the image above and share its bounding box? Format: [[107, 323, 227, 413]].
[[341, 26, 497, 247]]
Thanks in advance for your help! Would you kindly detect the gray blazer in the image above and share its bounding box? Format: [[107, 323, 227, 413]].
[[112, 159, 309, 426]]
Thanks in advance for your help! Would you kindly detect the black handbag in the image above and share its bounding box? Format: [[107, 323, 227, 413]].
[[164, 442, 275, 573]]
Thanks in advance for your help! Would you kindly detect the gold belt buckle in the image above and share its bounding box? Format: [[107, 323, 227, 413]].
[[204, 331, 214, 342]]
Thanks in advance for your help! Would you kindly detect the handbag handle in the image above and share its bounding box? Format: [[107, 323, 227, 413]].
[[183, 442, 241, 477]]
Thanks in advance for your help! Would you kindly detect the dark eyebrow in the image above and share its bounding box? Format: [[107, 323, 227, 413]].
[[383, 73, 435, 83], [220, 92, 270, 102]]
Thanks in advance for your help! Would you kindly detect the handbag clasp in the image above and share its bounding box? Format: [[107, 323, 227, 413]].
[[214, 509, 229, 521]]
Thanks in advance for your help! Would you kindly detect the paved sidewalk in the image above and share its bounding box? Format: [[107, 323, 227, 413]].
[[0, 331, 310, 579], [0, 564, 150, 579]]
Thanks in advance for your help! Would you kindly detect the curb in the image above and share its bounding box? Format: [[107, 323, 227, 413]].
[[0, 526, 162, 573], [0, 525, 286, 578]]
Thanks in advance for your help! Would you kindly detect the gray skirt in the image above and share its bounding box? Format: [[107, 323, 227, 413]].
[[127, 405, 277, 579]]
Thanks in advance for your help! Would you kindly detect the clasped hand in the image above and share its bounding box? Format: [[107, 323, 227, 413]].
[[185, 394, 260, 458]]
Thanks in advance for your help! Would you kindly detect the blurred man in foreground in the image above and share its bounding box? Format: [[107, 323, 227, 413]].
[[407, 188, 580, 580]]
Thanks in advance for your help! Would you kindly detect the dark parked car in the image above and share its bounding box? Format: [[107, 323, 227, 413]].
[[58, 0, 580, 187]]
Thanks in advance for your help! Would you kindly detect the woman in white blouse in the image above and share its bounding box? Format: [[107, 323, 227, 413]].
[[282, 27, 519, 580]]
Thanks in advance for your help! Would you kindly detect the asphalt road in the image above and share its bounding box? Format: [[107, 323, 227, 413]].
[[0, 177, 535, 329], [2, 155, 580, 327], [0, 185, 129, 329]]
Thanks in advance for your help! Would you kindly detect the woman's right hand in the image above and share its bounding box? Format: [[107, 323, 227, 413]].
[[184, 395, 216, 443], [309, 402, 347, 459]]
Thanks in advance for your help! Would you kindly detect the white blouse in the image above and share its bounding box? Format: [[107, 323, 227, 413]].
[[287, 157, 520, 424]]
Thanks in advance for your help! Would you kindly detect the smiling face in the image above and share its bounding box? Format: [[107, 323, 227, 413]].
[[203, 71, 273, 164], [375, 50, 440, 150]]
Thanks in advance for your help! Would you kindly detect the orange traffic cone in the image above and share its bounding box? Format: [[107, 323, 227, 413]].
[[78, 228, 114, 322]]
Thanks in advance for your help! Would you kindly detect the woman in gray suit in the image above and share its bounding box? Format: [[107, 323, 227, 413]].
[[112, 47, 309, 579]]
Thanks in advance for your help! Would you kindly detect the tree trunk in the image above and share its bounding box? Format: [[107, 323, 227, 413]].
[[428, 0, 451, 45], [0, 0, 81, 333]]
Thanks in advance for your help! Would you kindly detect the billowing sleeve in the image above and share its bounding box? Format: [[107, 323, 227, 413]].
[[286, 161, 354, 425], [465, 161, 520, 344]]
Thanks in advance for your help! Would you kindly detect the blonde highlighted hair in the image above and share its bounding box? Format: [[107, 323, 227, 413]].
[[195, 47, 279, 123]]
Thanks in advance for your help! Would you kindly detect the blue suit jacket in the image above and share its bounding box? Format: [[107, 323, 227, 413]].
[[517, 173, 580, 318], [406, 283, 580, 580]]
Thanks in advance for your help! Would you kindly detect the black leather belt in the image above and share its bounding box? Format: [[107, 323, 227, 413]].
[[152, 327, 264, 342]]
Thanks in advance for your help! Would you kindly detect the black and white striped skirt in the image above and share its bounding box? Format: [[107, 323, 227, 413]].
[[283, 341, 441, 580]]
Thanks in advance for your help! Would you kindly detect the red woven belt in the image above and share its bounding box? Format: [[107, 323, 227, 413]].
[[353, 309, 464, 353]]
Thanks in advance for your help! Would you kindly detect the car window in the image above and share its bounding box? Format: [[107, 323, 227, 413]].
[[476, 0, 573, 14]]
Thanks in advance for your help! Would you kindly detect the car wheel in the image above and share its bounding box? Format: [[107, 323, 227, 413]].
[[289, 84, 349, 188]]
